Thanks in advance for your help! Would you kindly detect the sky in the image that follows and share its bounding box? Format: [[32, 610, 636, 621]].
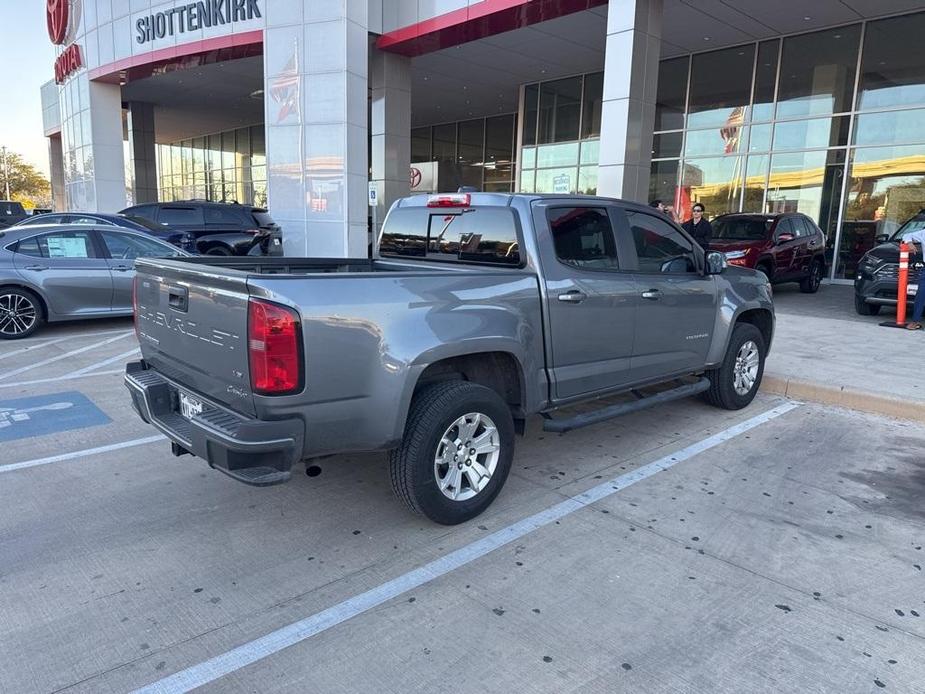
[[0, 3, 56, 176]]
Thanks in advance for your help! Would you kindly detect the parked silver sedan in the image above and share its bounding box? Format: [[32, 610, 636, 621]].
[[0, 224, 189, 339]]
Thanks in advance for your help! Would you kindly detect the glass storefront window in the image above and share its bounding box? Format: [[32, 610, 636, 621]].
[[520, 169, 535, 194], [649, 160, 679, 208], [485, 115, 514, 167], [776, 25, 861, 118], [772, 116, 849, 151], [681, 157, 744, 217], [521, 147, 536, 170], [749, 124, 772, 152], [854, 108, 925, 147], [432, 123, 456, 167], [535, 167, 578, 194], [684, 125, 748, 157], [838, 144, 925, 277], [580, 140, 599, 166], [522, 84, 538, 147], [656, 57, 689, 132], [857, 12, 925, 111], [536, 142, 579, 168], [537, 76, 582, 144], [687, 45, 755, 129], [581, 72, 604, 139], [653, 132, 682, 159], [411, 127, 431, 163], [578, 167, 598, 195], [742, 155, 770, 212], [766, 150, 830, 217], [458, 118, 485, 188], [752, 40, 780, 122]]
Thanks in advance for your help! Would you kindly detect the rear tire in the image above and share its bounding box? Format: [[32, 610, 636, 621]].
[[800, 259, 824, 293], [703, 323, 766, 410], [0, 287, 44, 340], [205, 246, 234, 256], [756, 263, 773, 283], [855, 295, 881, 316], [389, 381, 515, 525]]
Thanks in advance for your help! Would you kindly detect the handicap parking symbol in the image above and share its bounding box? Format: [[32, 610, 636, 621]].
[[0, 391, 111, 442]]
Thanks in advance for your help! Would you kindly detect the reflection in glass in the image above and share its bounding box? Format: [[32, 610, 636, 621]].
[[458, 118, 485, 188], [857, 12, 925, 111], [538, 76, 582, 144], [749, 123, 772, 152], [536, 142, 579, 168], [687, 45, 754, 129], [777, 25, 861, 118], [681, 157, 743, 218], [522, 84, 538, 147], [656, 57, 689, 132], [580, 140, 600, 166], [854, 108, 925, 147], [838, 145, 925, 277], [773, 116, 849, 150], [521, 147, 536, 169], [578, 167, 598, 195], [765, 150, 842, 224], [753, 40, 780, 122], [520, 169, 535, 193], [411, 127, 431, 163], [742, 155, 770, 212], [684, 124, 748, 157]]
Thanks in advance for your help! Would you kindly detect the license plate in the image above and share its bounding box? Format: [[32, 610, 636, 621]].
[[910, 284, 918, 297], [179, 391, 203, 420]]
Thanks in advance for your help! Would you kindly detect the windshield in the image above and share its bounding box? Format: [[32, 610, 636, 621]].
[[891, 216, 925, 242], [122, 214, 166, 231], [712, 218, 772, 241]]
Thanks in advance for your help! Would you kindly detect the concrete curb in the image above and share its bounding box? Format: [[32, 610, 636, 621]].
[[761, 374, 925, 423]]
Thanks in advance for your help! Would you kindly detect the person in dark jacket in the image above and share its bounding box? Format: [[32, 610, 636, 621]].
[[683, 203, 712, 250]]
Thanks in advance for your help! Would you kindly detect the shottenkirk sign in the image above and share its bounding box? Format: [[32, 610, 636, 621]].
[[136, 0, 262, 44]]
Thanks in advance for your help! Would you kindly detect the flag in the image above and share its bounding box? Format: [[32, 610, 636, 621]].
[[720, 106, 746, 154], [271, 42, 300, 124]]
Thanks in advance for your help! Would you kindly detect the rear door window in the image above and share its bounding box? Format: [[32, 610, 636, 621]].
[[100, 231, 180, 259], [158, 207, 204, 226], [0, 202, 25, 217], [547, 207, 619, 270], [251, 210, 276, 228], [381, 207, 521, 265], [16, 231, 98, 258], [204, 206, 246, 227]]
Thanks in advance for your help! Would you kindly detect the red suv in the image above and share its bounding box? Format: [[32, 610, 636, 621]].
[[709, 213, 826, 293]]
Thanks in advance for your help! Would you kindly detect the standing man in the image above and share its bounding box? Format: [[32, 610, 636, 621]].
[[683, 203, 713, 250], [903, 227, 925, 330]]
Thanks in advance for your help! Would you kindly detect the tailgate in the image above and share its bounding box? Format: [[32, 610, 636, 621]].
[[134, 259, 256, 416]]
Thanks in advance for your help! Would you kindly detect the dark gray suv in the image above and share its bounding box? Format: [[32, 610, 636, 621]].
[[120, 201, 281, 256]]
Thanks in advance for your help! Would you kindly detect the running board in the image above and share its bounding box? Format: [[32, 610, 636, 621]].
[[542, 378, 711, 434]]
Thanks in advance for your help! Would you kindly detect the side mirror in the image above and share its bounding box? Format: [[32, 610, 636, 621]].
[[875, 234, 889, 243], [776, 232, 795, 244], [705, 251, 727, 275]]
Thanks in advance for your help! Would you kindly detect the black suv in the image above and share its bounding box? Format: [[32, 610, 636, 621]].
[[0, 201, 29, 229], [854, 210, 925, 315], [120, 201, 281, 256]]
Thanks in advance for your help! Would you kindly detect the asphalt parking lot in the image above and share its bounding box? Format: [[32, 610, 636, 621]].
[[2, 321, 924, 694]]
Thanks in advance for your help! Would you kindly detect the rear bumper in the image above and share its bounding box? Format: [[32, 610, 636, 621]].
[[124, 361, 303, 486]]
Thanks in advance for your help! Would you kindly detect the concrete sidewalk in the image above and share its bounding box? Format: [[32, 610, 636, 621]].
[[762, 283, 924, 422]]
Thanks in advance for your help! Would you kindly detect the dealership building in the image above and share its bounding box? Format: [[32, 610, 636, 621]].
[[40, 0, 925, 278]]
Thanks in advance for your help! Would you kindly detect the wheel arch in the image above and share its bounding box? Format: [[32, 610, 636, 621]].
[[0, 283, 49, 320]]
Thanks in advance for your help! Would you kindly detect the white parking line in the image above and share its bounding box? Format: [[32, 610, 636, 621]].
[[132, 401, 800, 694], [0, 435, 165, 474], [0, 332, 134, 381], [0, 326, 133, 348], [66, 347, 141, 377], [0, 335, 75, 361], [0, 369, 125, 390]]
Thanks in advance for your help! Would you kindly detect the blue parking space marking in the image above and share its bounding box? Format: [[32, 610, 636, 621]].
[[0, 391, 111, 442]]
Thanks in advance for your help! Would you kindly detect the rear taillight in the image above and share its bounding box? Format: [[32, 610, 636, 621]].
[[248, 299, 302, 395]]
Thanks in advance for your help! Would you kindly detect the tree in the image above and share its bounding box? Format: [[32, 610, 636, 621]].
[[0, 150, 51, 208]]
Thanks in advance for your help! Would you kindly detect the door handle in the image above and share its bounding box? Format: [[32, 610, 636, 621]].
[[641, 289, 662, 300], [557, 291, 586, 303], [24, 265, 49, 271], [112, 265, 132, 272]]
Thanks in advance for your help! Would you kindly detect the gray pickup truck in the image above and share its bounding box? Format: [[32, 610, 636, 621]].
[[125, 193, 774, 524]]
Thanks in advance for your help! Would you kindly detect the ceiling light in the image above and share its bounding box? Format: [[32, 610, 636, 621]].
[[803, 16, 811, 20], [703, 36, 711, 41]]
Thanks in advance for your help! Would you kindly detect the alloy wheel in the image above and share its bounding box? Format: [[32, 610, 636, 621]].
[[732, 340, 760, 396], [434, 412, 501, 501], [0, 293, 37, 337]]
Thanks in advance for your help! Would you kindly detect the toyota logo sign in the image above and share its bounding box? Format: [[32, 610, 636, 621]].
[[47, 0, 79, 45]]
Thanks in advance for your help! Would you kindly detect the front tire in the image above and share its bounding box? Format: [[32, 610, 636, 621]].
[[855, 295, 880, 316], [800, 260, 824, 293], [703, 323, 766, 410], [389, 381, 515, 525], [0, 288, 44, 340]]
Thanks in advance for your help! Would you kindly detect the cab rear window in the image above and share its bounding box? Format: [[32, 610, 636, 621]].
[[380, 207, 520, 266]]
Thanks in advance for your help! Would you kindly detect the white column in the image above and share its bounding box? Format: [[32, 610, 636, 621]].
[[265, 1, 369, 258], [59, 74, 127, 211], [126, 102, 158, 205], [370, 48, 411, 235], [597, 0, 662, 202], [47, 134, 66, 211]]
